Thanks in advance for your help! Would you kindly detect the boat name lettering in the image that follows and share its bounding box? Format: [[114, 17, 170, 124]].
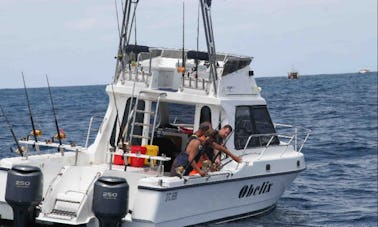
[[102, 192, 118, 200], [15, 180, 30, 188], [238, 181, 272, 198], [165, 191, 177, 202]]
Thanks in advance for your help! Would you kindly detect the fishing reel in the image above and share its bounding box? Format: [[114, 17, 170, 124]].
[[201, 160, 211, 173], [130, 61, 138, 67], [118, 141, 130, 152], [176, 166, 185, 176], [54, 130, 66, 140], [30, 129, 42, 137], [211, 162, 221, 172], [12, 146, 28, 156]]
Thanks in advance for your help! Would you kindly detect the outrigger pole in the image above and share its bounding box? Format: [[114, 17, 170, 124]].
[[0, 105, 24, 156], [114, 0, 138, 81], [22, 73, 39, 143], [181, 0, 186, 77], [113, 0, 139, 148], [200, 0, 218, 95], [195, 2, 200, 78], [46, 75, 63, 149]]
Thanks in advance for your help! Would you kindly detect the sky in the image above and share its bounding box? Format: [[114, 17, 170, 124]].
[[0, 0, 377, 89]]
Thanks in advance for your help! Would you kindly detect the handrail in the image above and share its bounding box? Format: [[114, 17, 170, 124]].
[[242, 133, 278, 154], [129, 92, 142, 143], [298, 130, 311, 153], [239, 124, 311, 159], [107, 151, 171, 162], [18, 140, 84, 152], [150, 93, 167, 145], [118, 51, 152, 84], [257, 135, 276, 160], [107, 150, 170, 177], [74, 171, 102, 215], [183, 169, 234, 183], [85, 116, 94, 148], [280, 135, 295, 158], [122, 109, 135, 143]]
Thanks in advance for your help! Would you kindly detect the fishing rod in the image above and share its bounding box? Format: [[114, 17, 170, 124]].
[[46, 75, 63, 149], [22, 73, 40, 143], [195, 2, 200, 78], [114, 0, 138, 81], [180, 0, 186, 77], [0, 104, 24, 156], [126, 1, 139, 46], [110, 83, 129, 171]]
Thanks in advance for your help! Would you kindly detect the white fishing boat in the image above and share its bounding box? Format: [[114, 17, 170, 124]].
[[288, 66, 300, 79], [358, 68, 370, 74], [0, 1, 311, 226]]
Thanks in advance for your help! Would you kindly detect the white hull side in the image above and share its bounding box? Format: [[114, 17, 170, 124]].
[[129, 172, 299, 226]]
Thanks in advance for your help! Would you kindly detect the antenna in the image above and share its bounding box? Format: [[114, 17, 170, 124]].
[[114, 0, 139, 82], [114, 0, 132, 81], [200, 0, 218, 95], [196, 2, 200, 77], [181, 0, 186, 77]]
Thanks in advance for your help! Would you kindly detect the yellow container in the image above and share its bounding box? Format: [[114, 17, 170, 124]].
[[144, 145, 159, 165]]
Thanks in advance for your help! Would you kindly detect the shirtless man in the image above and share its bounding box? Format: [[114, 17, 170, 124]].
[[170, 122, 211, 177]]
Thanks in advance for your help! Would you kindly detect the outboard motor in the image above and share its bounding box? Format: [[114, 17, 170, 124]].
[[5, 165, 43, 227], [93, 176, 129, 227]]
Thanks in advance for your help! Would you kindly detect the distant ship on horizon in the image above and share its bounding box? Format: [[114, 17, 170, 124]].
[[288, 66, 299, 79], [288, 71, 299, 79], [358, 68, 370, 74]]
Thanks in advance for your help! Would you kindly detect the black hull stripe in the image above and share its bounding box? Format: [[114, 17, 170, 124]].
[[0, 167, 9, 171], [206, 204, 276, 225]]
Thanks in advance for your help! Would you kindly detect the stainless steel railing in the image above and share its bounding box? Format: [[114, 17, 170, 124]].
[[238, 124, 311, 160]]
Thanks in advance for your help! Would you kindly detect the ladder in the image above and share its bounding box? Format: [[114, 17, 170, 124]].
[[129, 91, 167, 145]]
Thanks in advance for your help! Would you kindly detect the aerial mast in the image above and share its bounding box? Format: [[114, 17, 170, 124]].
[[114, 0, 137, 82], [200, 0, 218, 95]]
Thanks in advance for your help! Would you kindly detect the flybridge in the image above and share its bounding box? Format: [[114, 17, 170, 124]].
[[113, 44, 255, 96], [113, 0, 254, 96]]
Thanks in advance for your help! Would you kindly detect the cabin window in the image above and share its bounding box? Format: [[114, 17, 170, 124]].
[[153, 102, 195, 128], [234, 105, 279, 150], [200, 106, 212, 124], [222, 57, 252, 76]]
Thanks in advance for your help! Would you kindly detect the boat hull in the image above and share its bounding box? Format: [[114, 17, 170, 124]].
[[0, 160, 302, 226], [128, 171, 300, 227]]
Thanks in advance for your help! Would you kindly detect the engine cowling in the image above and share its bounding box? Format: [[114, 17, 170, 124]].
[[92, 176, 129, 227], [5, 165, 43, 227]]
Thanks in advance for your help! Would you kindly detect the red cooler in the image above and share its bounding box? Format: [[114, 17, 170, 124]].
[[130, 146, 147, 167], [113, 154, 125, 165]]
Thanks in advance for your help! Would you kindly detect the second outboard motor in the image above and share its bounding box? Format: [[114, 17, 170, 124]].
[[5, 165, 43, 227], [93, 176, 129, 227]]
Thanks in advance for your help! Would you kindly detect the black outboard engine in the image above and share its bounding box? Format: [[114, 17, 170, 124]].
[[5, 165, 43, 227], [93, 176, 129, 227]]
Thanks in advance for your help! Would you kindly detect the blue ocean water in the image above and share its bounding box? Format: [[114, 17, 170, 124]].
[[0, 72, 377, 226]]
